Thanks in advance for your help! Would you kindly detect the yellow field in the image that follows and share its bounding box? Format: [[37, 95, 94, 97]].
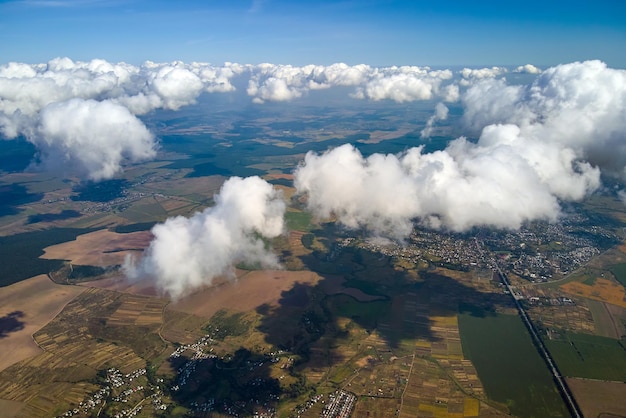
[[561, 278, 626, 308], [463, 397, 480, 417]]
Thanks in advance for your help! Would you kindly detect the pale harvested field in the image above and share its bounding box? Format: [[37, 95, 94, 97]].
[[170, 269, 325, 318], [79, 274, 161, 297], [0, 275, 84, 371], [0, 398, 25, 418], [40, 229, 153, 267], [83, 268, 384, 319], [566, 378, 626, 418], [265, 173, 294, 180]]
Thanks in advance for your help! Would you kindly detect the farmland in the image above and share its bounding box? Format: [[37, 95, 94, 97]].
[[544, 331, 626, 381], [458, 312, 569, 417], [0, 286, 169, 417], [566, 378, 626, 418], [0, 101, 625, 417], [0, 275, 85, 371]]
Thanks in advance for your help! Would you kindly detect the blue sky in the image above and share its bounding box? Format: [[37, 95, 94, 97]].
[[1, 0, 625, 67]]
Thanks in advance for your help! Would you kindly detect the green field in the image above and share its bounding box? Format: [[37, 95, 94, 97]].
[[326, 294, 390, 330], [0, 227, 96, 287], [458, 312, 569, 418], [545, 331, 626, 381], [285, 210, 312, 232], [609, 262, 626, 288]]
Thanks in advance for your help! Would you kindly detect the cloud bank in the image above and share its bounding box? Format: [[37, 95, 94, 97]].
[[2, 58, 521, 179], [295, 60, 625, 237], [462, 60, 626, 179], [0, 58, 243, 179], [124, 176, 285, 299]]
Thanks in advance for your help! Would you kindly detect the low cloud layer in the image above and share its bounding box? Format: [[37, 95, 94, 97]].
[[295, 60, 625, 237], [124, 176, 285, 299], [463, 60, 626, 179], [0, 58, 242, 179], [0, 58, 519, 179]]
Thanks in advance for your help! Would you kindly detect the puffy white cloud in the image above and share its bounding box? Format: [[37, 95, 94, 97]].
[[461, 78, 524, 131], [244, 63, 372, 103], [295, 61, 626, 238], [440, 83, 460, 102], [514, 64, 541, 74], [0, 57, 136, 118], [353, 73, 436, 102], [124, 176, 285, 299], [463, 60, 626, 179], [0, 57, 241, 119], [247, 64, 317, 104], [420, 103, 449, 139], [248, 75, 304, 104], [35, 99, 156, 181], [244, 63, 455, 103], [294, 126, 598, 236], [458, 66, 508, 87], [459, 66, 508, 80], [353, 66, 453, 102], [0, 57, 243, 179]]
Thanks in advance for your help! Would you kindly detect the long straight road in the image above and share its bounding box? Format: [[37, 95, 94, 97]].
[[495, 264, 583, 418]]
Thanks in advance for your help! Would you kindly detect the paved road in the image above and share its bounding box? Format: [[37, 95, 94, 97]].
[[495, 264, 583, 418]]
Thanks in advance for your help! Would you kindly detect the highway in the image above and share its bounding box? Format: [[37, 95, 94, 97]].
[[495, 264, 583, 418]]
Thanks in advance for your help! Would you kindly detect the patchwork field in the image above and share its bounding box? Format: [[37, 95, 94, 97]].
[[0, 287, 168, 417], [0, 274, 84, 371], [0, 399, 25, 418], [78, 274, 161, 297]]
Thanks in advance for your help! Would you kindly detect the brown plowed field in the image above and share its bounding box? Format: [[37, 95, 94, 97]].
[[169, 269, 324, 318], [567, 377, 626, 418], [0, 275, 84, 371]]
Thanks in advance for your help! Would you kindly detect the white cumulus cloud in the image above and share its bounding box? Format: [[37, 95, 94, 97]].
[[124, 176, 286, 299], [0, 57, 243, 179], [35, 99, 156, 180], [463, 60, 626, 179], [513, 64, 541, 74], [294, 61, 626, 239], [294, 124, 599, 237]]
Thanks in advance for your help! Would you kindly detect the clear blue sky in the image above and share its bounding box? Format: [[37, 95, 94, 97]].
[[1, 0, 625, 67]]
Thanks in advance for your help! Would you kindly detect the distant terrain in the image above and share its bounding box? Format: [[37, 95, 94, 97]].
[[0, 99, 625, 417]]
